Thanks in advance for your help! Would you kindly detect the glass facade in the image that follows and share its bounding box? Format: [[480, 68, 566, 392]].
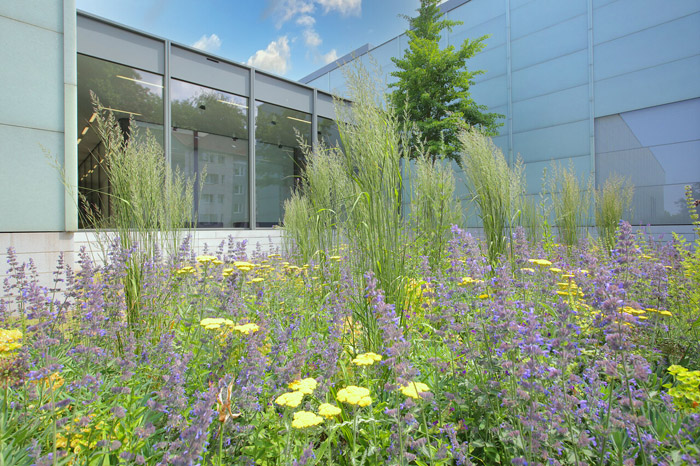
[[255, 102, 311, 227], [77, 54, 164, 227], [595, 98, 700, 225], [318, 116, 343, 151], [171, 79, 249, 227]]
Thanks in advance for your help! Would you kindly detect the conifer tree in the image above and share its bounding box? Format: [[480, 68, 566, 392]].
[[390, 0, 502, 162]]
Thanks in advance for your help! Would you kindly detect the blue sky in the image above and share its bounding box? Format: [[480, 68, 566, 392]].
[[76, 0, 422, 81]]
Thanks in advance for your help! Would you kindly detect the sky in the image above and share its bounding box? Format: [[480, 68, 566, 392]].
[[75, 0, 423, 81]]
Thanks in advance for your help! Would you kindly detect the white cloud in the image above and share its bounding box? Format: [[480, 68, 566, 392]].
[[192, 33, 222, 53], [247, 36, 291, 75], [321, 49, 339, 64], [268, 0, 315, 28], [316, 0, 361, 16], [303, 29, 322, 47], [296, 14, 315, 27]]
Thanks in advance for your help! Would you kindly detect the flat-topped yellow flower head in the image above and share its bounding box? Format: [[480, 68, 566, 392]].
[[233, 323, 260, 335], [0, 328, 22, 353], [288, 377, 318, 394], [528, 259, 552, 267], [275, 391, 304, 408], [318, 403, 342, 418], [337, 386, 372, 406], [200, 318, 234, 330], [196, 255, 218, 264], [352, 352, 382, 366], [399, 382, 430, 399], [292, 411, 324, 428]]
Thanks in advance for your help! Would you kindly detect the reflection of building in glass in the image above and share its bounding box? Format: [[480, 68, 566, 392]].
[[303, 0, 700, 228]]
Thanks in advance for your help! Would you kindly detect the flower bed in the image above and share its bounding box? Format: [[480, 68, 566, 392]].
[[1, 224, 699, 465]]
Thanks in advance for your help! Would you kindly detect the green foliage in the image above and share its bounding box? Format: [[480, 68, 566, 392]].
[[458, 128, 522, 264], [389, 0, 502, 163], [408, 156, 462, 270], [548, 162, 592, 248], [595, 174, 634, 253]]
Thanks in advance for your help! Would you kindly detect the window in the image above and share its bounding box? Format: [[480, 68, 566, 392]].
[[254, 101, 311, 227], [77, 54, 164, 228], [171, 79, 249, 227]]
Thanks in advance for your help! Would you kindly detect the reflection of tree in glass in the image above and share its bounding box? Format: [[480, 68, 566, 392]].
[[171, 90, 247, 139], [672, 182, 700, 223], [77, 55, 163, 125], [255, 103, 311, 191]]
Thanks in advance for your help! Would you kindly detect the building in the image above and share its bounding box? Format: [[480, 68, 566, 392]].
[[1, 2, 341, 283], [303, 0, 700, 231], [1, 0, 699, 283]]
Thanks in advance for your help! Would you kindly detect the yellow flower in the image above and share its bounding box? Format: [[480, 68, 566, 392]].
[[33, 372, 64, 390], [0, 328, 22, 353], [528, 259, 552, 267], [292, 410, 324, 428], [336, 386, 372, 406], [200, 318, 234, 330], [176, 266, 195, 276], [352, 352, 382, 366], [234, 261, 255, 272], [549, 267, 562, 273], [248, 277, 264, 283], [275, 391, 304, 408], [458, 277, 483, 286], [399, 382, 430, 399], [222, 268, 235, 277], [196, 255, 218, 264], [289, 377, 318, 394], [477, 293, 489, 299], [520, 267, 535, 273], [233, 323, 260, 335], [318, 403, 342, 418], [657, 310, 673, 317], [329, 255, 342, 261]]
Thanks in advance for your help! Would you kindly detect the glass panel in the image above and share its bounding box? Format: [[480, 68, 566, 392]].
[[255, 101, 311, 227], [318, 116, 343, 152], [171, 79, 249, 228], [77, 54, 164, 228], [595, 98, 700, 226]]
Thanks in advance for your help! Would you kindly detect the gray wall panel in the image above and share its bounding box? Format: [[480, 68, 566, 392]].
[[594, 13, 700, 81], [511, 14, 587, 71], [594, 55, 700, 117], [512, 84, 589, 133], [513, 119, 590, 163], [316, 92, 336, 119], [511, 0, 586, 39], [469, 45, 507, 82], [170, 45, 249, 96], [255, 73, 313, 113], [512, 49, 588, 102], [594, 0, 700, 45], [77, 15, 164, 74]]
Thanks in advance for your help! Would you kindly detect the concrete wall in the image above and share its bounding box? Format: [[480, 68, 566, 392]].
[[0, 0, 77, 232]]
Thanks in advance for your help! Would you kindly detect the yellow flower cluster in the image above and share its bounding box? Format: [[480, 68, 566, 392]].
[[399, 382, 430, 399], [318, 403, 342, 418], [645, 308, 673, 317], [528, 258, 552, 267], [234, 261, 255, 272], [0, 328, 22, 353], [336, 386, 372, 407], [175, 266, 195, 276], [200, 318, 259, 334], [196, 255, 222, 265], [458, 277, 484, 286], [275, 391, 304, 408], [352, 352, 382, 366], [292, 410, 324, 428], [556, 281, 584, 298], [288, 377, 318, 394]]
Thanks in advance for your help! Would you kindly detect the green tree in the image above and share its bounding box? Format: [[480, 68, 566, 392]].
[[390, 0, 502, 162]]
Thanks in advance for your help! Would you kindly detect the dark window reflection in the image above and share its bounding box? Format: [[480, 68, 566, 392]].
[[77, 54, 164, 228], [171, 79, 249, 228], [318, 116, 344, 153], [255, 102, 311, 227]]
